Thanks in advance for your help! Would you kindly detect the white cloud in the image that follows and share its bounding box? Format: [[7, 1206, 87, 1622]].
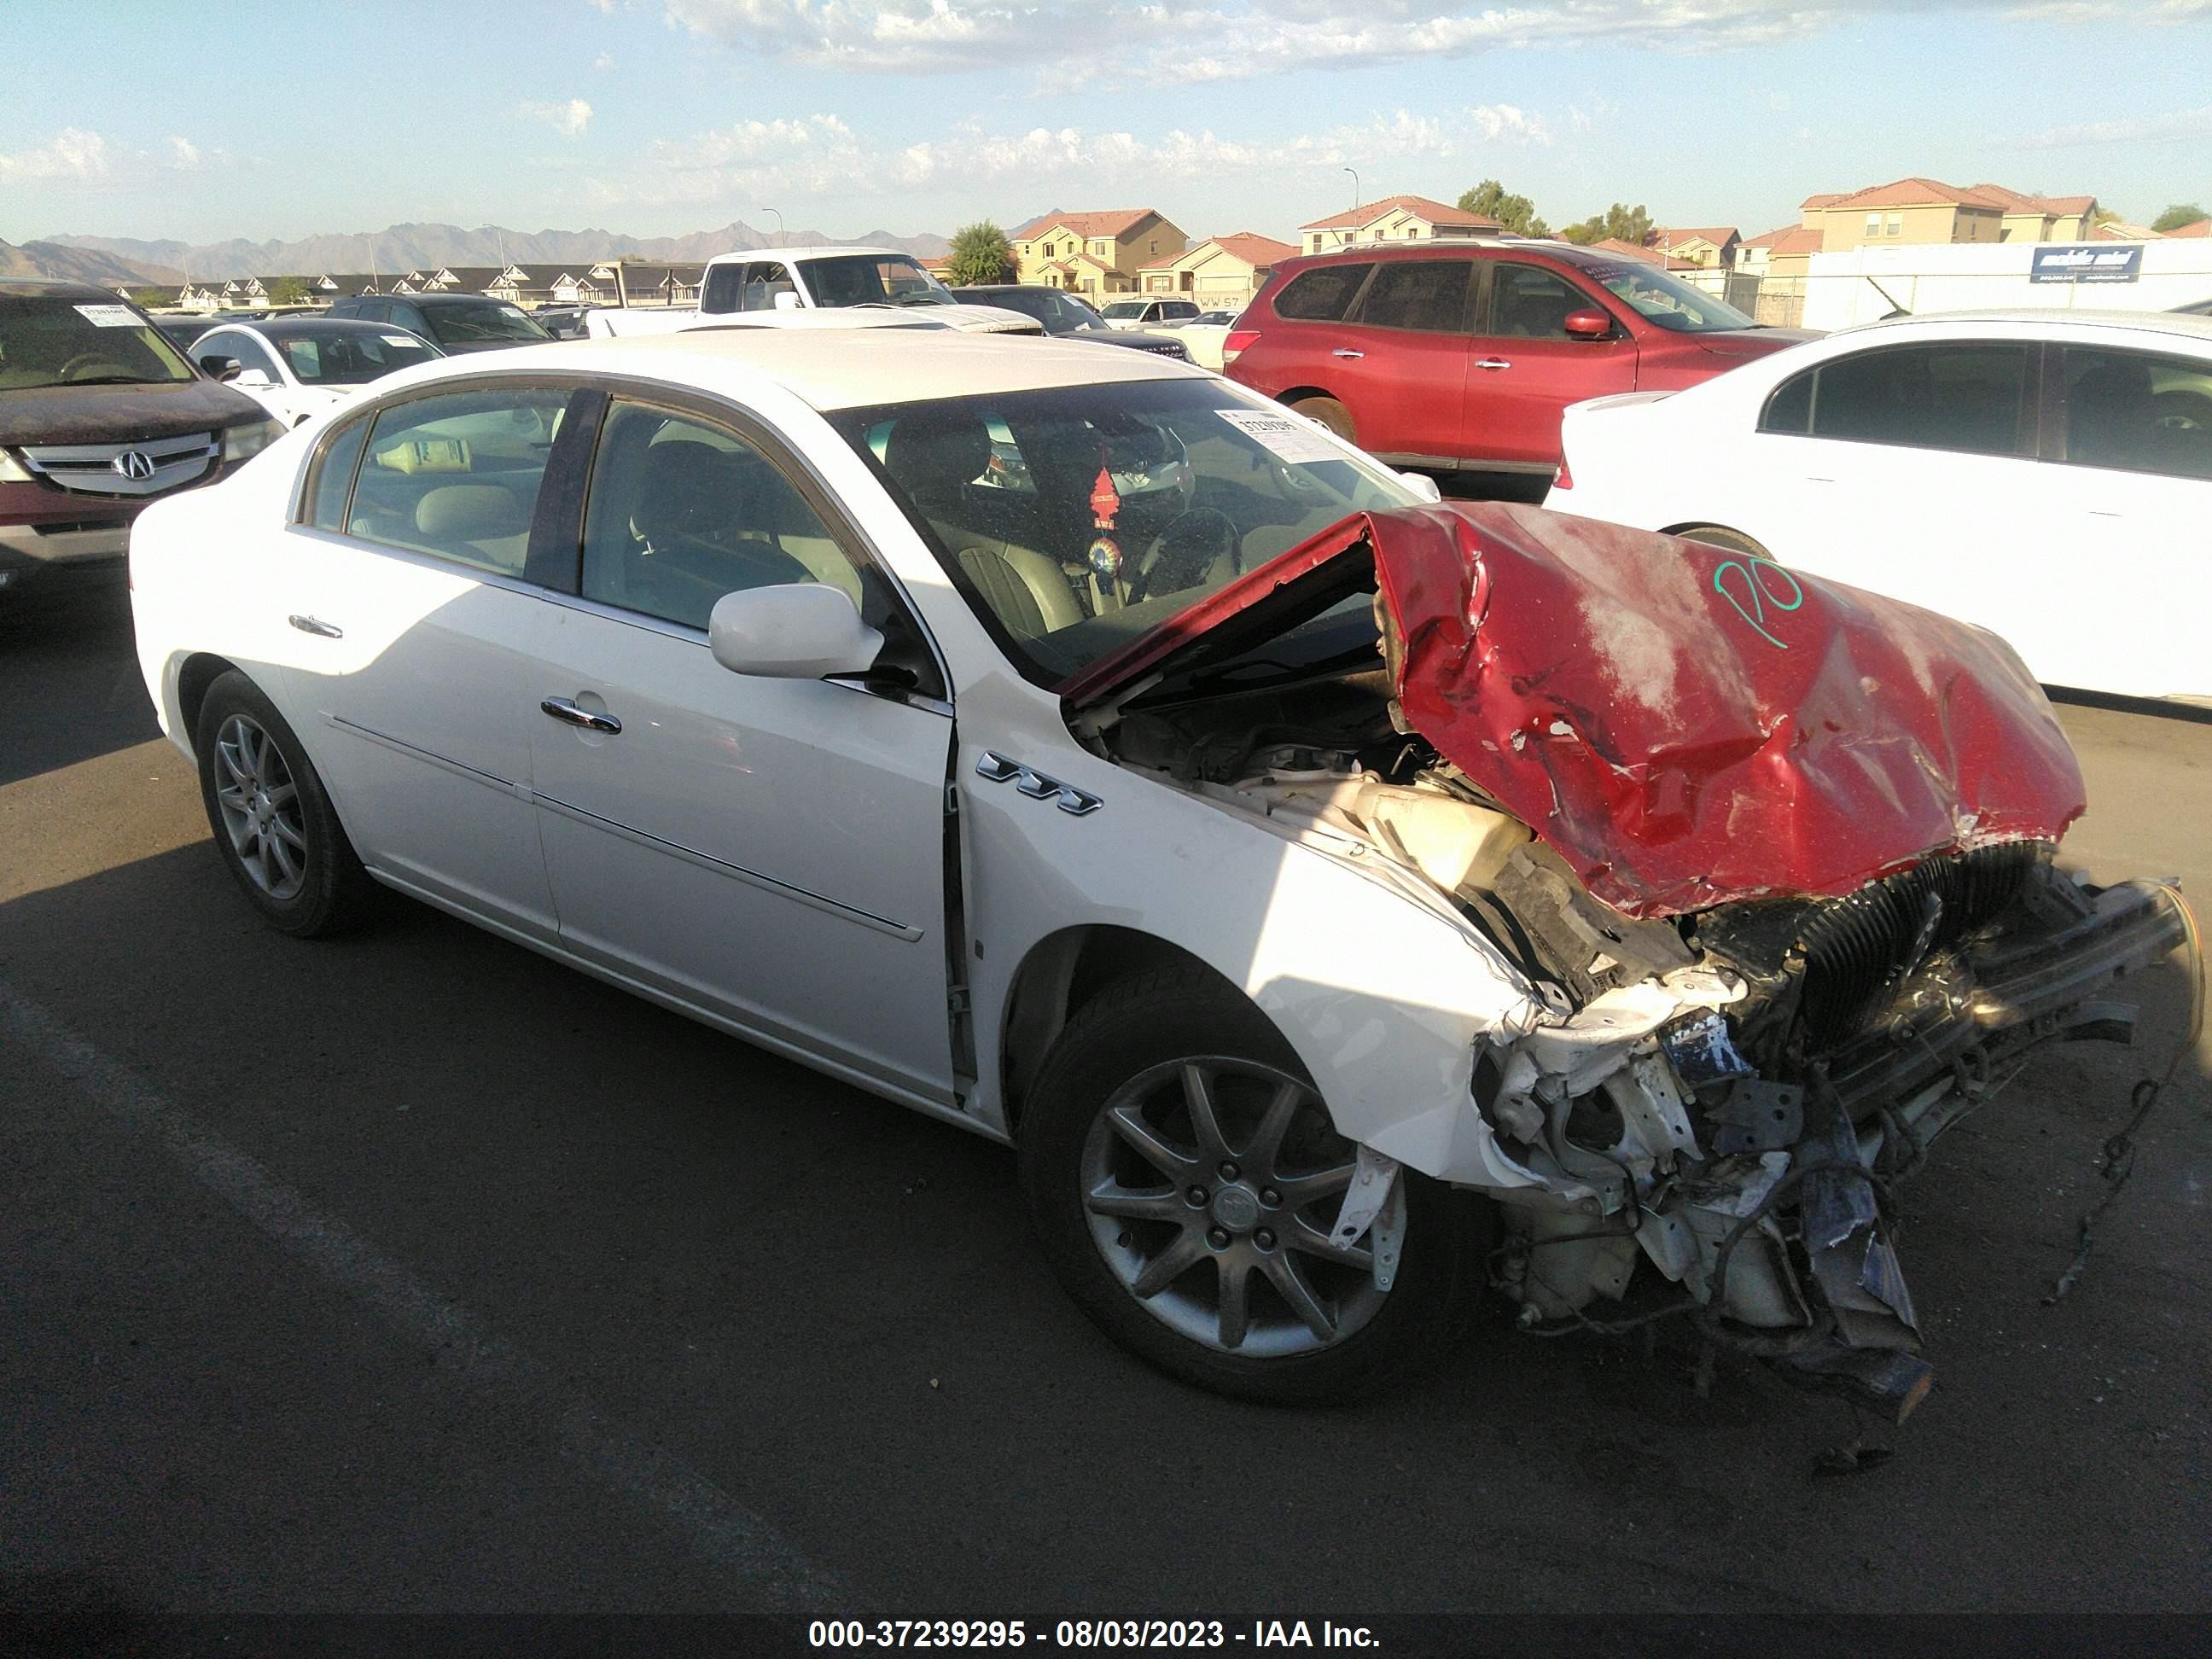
[[520, 97, 595, 137], [164, 136, 203, 171], [0, 126, 111, 180], [659, 2, 2181, 89], [593, 50, 616, 69], [1468, 104, 1551, 145], [2015, 102, 2212, 146]]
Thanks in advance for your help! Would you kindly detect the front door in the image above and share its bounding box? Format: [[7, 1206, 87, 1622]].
[[525, 394, 958, 1103], [1464, 260, 1639, 468], [277, 383, 571, 935]]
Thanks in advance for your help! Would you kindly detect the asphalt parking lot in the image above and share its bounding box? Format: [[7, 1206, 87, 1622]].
[[3, 581, 2208, 1633]]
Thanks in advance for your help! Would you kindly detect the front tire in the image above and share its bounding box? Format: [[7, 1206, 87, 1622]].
[[194, 670, 374, 937], [1020, 966, 1488, 1403]]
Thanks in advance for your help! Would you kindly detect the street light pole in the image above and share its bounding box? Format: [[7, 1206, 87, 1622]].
[[1343, 166, 1359, 212], [763, 207, 785, 249]]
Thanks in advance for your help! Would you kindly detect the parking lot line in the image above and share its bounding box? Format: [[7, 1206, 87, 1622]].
[[1, 975, 852, 1616]]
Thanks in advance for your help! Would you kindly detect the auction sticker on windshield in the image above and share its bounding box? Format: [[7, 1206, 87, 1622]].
[[74, 304, 142, 328], [1215, 407, 1344, 465], [381, 335, 418, 348]]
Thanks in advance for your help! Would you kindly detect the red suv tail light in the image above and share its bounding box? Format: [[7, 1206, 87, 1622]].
[[1551, 457, 1573, 491], [1223, 329, 1260, 365]]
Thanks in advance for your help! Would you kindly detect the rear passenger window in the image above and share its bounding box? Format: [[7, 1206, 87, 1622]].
[[345, 387, 569, 575], [1355, 261, 1470, 333], [303, 416, 370, 530], [579, 402, 868, 632], [1273, 264, 1372, 322], [1791, 345, 2029, 457], [1761, 370, 1813, 435], [2060, 346, 2212, 480]]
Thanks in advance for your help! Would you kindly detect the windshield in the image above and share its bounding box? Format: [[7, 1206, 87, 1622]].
[[1579, 262, 1758, 334], [1100, 301, 1149, 320], [963, 288, 1103, 332], [422, 301, 551, 346], [830, 379, 1418, 685], [801, 255, 952, 308], [0, 296, 197, 388], [276, 328, 443, 385]]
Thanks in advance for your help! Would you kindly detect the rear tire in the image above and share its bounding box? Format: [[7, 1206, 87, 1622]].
[[1673, 524, 1769, 558], [1019, 965, 1489, 1403], [1287, 395, 1354, 445], [194, 670, 375, 938]]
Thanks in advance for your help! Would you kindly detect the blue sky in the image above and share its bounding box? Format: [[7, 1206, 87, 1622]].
[[3, 2, 2208, 247]]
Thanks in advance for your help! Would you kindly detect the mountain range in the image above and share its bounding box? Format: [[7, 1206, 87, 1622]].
[[32, 220, 952, 283], [1, 238, 186, 286]]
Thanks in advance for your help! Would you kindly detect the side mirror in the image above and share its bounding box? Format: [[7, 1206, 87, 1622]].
[[1395, 469, 1444, 504], [201, 355, 242, 381], [772, 290, 802, 311], [707, 584, 884, 680], [236, 369, 275, 388], [1563, 310, 1613, 340]]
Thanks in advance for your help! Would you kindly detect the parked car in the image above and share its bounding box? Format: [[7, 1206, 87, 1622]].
[[1545, 309, 2212, 704], [1098, 297, 1202, 330], [591, 248, 1043, 341], [191, 317, 445, 426], [127, 329, 2184, 1412], [1177, 308, 1246, 371], [0, 279, 282, 597], [951, 284, 1189, 358], [325, 293, 552, 354], [1226, 241, 1812, 475], [533, 304, 601, 340], [2169, 296, 2212, 318]]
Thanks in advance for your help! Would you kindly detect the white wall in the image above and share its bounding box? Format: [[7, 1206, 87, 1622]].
[[1797, 239, 2212, 329]]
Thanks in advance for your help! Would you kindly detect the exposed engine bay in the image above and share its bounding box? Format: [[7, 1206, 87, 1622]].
[[1091, 573, 2192, 1420]]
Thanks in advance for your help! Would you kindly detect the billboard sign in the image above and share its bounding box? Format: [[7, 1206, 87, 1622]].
[[2029, 244, 2143, 284]]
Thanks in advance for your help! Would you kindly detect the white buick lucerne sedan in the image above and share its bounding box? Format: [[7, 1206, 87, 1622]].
[[129, 330, 2185, 1409], [1544, 309, 2212, 706]]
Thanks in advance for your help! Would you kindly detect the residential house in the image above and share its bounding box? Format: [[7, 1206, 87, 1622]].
[[1588, 237, 1665, 266], [1136, 232, 1297, 305], [1011, 210, 1190, 294], [1297, 195, 1500, 256], [611, 261, 706, 307], [1970, 184, 2099, 243], [2164, 218, 2211, 239], [1650, 226, 1739, 269], [1796, 178, 2102, 252], [553, 265, 623, 304]]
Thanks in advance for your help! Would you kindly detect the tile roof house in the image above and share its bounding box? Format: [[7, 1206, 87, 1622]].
[[1297, 195, 1501, 256], [2163, 218, 2211, 239], [1137, 231, 1297, 302], [1650, 225, 1740, 268], [1797, 178, 2101, 251], [1012, 209, 1188, 294]]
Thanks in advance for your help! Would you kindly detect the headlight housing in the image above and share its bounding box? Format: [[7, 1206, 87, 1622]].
[[222, 417, 285, 465]]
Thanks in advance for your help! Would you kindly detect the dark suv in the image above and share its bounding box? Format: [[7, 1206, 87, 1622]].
[[325, 293, 552, 354], [1, 280, 281, 596], [1225, 242, 1811, 474], [950, 285, 1189, 358]]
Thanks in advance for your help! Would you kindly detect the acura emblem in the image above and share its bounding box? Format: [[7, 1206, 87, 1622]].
[[112, 451, 156, 481]]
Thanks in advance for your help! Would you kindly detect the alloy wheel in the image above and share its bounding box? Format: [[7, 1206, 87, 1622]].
[[1079, 1057, 1388, 1357], [212, 713, 308, 902]]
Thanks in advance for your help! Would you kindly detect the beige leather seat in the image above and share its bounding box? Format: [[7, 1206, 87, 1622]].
[[415, 482, 529, 574], [882, 412, 1081, 639]]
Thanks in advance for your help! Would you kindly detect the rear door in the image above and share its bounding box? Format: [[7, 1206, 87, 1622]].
[[523, 390, 959, 1103], [1316, 258, 1476, 462], [1464, 259, 1638, 467]]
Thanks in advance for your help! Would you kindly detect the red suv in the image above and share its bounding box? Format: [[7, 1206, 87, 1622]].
[[1225, 242, 1813, 477]]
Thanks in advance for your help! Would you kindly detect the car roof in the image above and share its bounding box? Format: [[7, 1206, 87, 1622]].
[[204, 316, 435, 341], [707, 246, 930, 266], [382, 328, 1204, 412], [0, 277, 136, 304], [1828, 307, 2212, 346]]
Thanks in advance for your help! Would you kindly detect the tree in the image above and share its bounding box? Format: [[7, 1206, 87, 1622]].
[[1559, 202, 1654, 247], [1457, 179, 1548, 237], [2152, 202, 2208, 233], [129, 287, 168, 308], [946, 221, 1016, 286], [266, 275, 311, 306]]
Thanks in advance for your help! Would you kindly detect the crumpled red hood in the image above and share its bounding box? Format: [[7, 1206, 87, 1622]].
[[1066, 502, 2085, 918]]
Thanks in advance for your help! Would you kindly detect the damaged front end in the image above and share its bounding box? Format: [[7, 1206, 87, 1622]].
[[1066, 501, 2191, 1417]]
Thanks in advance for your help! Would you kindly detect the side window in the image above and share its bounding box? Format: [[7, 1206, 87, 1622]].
[[346, 387, 569, 575], [1485, 263, 1588, 339], [702, 263, 745, 312], [225, 334, 284, 381], [1760, 369, 1813, 435], [353, 300, 388, 324], [1804, 344, 2029, 457], [742, 263, 795, 312], [1272, 264, 1372, 322], [2061, 346, 2212, 480], [303, 416, 370, 530], [1354, 260, 1471, 333], [579, 402, 870, 632]]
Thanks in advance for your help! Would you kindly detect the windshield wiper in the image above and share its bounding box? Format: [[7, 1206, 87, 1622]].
[[59, 375, 170, 387]]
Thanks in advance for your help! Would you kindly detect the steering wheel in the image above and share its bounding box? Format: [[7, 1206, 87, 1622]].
[[2151, 389, 2212, 431], [58, 352, 135, 381], [1126, 507, 1240, 605]]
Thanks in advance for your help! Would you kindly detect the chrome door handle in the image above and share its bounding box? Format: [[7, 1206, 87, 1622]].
[[539, 696, 621, 735], [1475, 358, 1512, 371], [1330, 347, 1365, 359], [288, 614, 343, 638]]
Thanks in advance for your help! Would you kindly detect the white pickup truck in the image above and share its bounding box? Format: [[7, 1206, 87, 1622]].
[[585, 246, 1040, 339]]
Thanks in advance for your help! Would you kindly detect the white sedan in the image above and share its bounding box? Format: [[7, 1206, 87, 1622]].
[[189, 317, 445, 427], [1545, 309, 2212, 705], [128, 329, 2183, 1408]]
